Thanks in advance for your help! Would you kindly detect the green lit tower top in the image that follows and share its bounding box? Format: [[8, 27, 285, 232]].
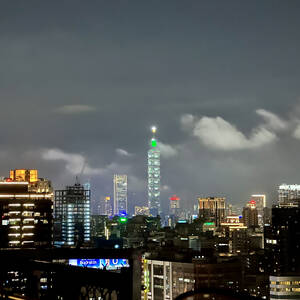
[[148, 126, 161, 216]]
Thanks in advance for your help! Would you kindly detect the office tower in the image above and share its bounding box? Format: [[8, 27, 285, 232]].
[[0, 170, 53, 248], [170, 195, 180, 217], [148, 126, 160, 216], [134, 206, 149, 216], [113, 175, 128, 216], [103, 196, 113, 216], [250, 194, 266, 227], [54, 182, 90, 246], [198, 197, 226, 227], [264, 206, 300, 275], [242, 200, 259, 228], [278, 184, 300, 206]]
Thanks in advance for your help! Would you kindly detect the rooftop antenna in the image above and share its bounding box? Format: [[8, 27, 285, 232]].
[[151, 126, 157, 137], [75, 160, 86, 185]]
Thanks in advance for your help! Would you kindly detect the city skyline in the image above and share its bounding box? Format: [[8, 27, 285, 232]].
[[2, 1, 300, 211], [2, 2, 300, 300]]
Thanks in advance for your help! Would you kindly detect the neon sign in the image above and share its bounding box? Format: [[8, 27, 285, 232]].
[[69, 258, 130, 270]]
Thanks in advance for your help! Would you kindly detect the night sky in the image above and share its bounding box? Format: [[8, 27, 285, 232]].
[[1, 0, 300, 213]]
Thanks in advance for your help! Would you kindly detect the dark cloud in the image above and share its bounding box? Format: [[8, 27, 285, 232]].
[[1, 0, 300, 214]]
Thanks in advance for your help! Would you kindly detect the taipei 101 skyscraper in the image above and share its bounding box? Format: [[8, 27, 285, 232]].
[[148, 126, 161, 216]]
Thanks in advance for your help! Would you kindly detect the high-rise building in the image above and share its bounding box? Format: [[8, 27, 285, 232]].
[[264, 206, 300, 275], [278, 184, 300, 206], [148, 126, 160, 216], [103, 196, 113, 216], [113, 175, 127, 216], [250, 194, 266, 227], [198, 197, 226, 227], [54, 183, 91, 246], [0, 170, 53, 248], [170, 195, 180, 217], [242, 200, 259, 229]]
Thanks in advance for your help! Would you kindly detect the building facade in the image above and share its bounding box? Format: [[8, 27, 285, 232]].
[[0, 170, 53, 248], [104, 196, 113, 216], [113, 175, 128, 216], [9, 169, 38, 183], [170, 195, 180, 217], [278, 184, 300, 206], [250, 194, 266, 227], [264, 206, 300, 275], [242, 200, 259, 229], [198, 197, 226, 227], [54, 183, 91, 246], [143, 259, 194, 300], [143, 258, 243, 300], [270, 276, 300, 300], [148, 127, 160, 216]]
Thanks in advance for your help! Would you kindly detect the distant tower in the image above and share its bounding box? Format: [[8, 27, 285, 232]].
[[242, 200, 259, 229], [113, 175, 128, 216], [170, 195, 180, 217], [148, 126, 161, 216], [104, 196, 113, 216], [250, 194, 266, 227]]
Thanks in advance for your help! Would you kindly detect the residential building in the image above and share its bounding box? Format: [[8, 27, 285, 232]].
[[270, 276, 300, 300], [143, 258, 243, 300], [0, 170, 53, 248]]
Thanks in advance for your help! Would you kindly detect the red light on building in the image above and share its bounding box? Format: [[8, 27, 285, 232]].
[[247, 199, 257, 209], [170, 195, 180, 201]]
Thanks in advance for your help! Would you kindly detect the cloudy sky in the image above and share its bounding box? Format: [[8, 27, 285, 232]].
[[1, 0, 300, 213]]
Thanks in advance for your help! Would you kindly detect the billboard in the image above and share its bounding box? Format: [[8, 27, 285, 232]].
[[69, 258, 130, 270]]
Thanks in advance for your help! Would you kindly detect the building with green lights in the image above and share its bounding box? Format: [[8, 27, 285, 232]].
[[148, 127, 161, 216]]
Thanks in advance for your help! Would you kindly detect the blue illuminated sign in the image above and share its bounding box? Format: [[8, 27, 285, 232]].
[[178, 220, 187, 223], [69, 258, 130, 270]]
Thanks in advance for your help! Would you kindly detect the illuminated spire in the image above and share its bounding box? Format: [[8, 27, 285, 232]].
[[151, 126, 157, 135], [150, 126, 157, 148]]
